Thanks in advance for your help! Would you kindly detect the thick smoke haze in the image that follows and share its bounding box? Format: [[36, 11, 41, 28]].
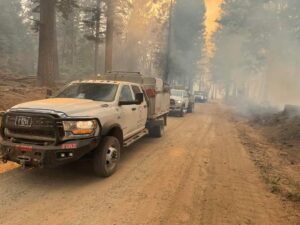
[[113, 0, 205, 85], [212, 0, 300, 108], [168, 0, 205, 86], [113, 0, 171, 77]]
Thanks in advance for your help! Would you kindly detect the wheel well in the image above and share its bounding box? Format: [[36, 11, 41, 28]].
[[107, 127, 123, 146]]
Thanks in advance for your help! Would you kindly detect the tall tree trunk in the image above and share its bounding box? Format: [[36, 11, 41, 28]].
[[37, 0, 59, 87], [105, 1, 113, 72], [71, 13, 75, 67], [165, 0, 174, 82], [94, 0, 101, 76]]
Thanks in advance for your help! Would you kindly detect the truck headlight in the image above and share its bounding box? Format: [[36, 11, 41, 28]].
[[176, 100, 182, 104], [63, 120, 99, 136]]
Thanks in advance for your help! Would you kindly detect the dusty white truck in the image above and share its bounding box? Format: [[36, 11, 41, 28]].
[[169, 88, 194, 116], [0, 72, 170, 177]]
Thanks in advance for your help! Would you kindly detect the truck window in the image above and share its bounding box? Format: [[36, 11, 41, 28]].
[[132, 85, 144, 102], [56, 83, 118, 102], [171, 89, 183, 97], [120, 85, 134, 101], [132, 85, 142, 95]]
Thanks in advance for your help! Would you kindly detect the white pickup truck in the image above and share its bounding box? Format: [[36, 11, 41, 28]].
[[0, 72, 170, 177], [169, 88, 194, 116]]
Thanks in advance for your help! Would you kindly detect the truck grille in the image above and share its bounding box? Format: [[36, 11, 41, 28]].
[[3, 112, 62, 145]]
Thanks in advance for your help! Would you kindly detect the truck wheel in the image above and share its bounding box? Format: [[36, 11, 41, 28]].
[[187, 104, 194, 113], [179, 107, 184, 117], [149, 125, 164, 138], [93, 136, 120, 177]]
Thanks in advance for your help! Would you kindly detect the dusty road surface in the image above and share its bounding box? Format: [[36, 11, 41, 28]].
[[0, 103, 299, 225]]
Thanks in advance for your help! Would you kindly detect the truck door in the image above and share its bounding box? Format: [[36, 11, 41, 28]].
[[119, 85, 137, 138], [131, 85, 147, 131]]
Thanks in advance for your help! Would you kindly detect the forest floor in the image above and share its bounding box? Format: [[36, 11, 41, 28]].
[[0, 100, 299, 225], [0, 74, 46, 111], [231, 103, 300, 203]]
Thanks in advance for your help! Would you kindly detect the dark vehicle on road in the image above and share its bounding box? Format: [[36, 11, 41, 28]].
[[195, 91, 208, 103]]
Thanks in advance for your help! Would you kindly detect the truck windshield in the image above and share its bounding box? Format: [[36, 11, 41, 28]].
[[56, 83, 118, 102], [171, 89, 184, 97]]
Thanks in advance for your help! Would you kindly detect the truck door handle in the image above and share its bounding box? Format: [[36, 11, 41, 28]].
[[132, 108, 137, 111]]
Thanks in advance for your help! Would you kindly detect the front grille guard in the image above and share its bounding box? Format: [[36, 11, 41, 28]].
[[0, 111, 101, 145]]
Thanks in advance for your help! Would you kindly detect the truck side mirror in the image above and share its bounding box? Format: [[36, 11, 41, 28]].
[[119, 93, 144, 106], [135, 93, 144, 105]]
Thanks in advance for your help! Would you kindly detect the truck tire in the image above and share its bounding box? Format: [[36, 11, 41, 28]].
[[187, 103, 194, 113], [149, 124, 164, 138], [179, 107, 184, 117], [93, 136, 120, 177]]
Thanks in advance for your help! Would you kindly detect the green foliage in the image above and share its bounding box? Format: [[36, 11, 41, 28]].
[[57, 0, 79, 20], [81, 0, 106, 44]]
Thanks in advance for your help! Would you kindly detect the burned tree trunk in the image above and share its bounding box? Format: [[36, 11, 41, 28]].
[[37, 0, 59, 87]]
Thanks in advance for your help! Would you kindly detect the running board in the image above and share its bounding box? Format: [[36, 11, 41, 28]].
[[123, 129, 148, 148]]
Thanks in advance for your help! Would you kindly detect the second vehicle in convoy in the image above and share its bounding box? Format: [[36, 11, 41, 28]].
[[169, 88, 194, 116], [0, 72, 170, 177]]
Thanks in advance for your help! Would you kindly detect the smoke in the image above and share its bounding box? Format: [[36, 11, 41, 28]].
[[212, 0, 300, 108], [264, 21, 300, 107], [168, 0, 205, 86], [113, 0, 172, 77], [112, 0, 206, 86]]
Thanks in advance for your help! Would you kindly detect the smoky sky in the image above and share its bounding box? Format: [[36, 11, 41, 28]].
[[212, 0, 300, 107], [168, 0, 205, 86]]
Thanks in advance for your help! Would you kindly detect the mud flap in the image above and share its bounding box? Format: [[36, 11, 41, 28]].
[[146, 118, 164, 130]]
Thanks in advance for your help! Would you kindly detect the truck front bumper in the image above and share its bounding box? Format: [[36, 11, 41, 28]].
[[169, 106, 182, 112], [0, 138, 99, 168]]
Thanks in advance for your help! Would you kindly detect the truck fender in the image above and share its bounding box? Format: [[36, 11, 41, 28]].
[[102, 124, 124, 147]]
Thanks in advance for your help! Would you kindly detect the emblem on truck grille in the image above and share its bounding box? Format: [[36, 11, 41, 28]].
[[15, 116, 32, 127]]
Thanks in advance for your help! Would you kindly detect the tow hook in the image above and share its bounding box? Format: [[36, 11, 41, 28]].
[[20, 160, 26, 169], [17, 156, 31, 169]]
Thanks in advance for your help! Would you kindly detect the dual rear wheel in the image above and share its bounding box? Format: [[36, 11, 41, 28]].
[[149, 124, 164, 138]]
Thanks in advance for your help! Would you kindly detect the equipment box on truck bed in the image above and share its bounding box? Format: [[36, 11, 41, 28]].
[[99, 72, 170, 120]]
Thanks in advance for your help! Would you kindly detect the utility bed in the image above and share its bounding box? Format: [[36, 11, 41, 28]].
[[98, 72, 170, 120]]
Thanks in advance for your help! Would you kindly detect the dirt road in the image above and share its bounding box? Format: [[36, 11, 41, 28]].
[[0, 103, 298, 225]]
